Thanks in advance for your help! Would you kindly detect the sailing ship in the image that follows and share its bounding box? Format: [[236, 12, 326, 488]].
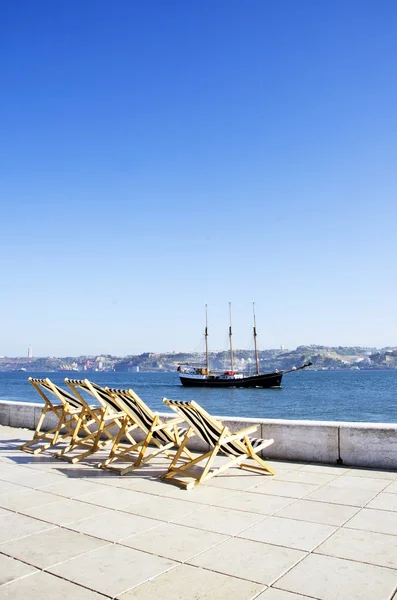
[[178, 303, 311, 388]]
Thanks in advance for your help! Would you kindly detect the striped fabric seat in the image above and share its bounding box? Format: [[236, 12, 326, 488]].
[[60, 379, 137, 464], [97, 387, 193, 476], [20, 378, 96, 455], [107, 388, 187, 445], [65, 379, 125, 416], [161, 398, 275, 490], [34, 378, 84, 410]]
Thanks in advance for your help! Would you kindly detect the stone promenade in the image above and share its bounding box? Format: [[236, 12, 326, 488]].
[[1, 426, 397, 599]]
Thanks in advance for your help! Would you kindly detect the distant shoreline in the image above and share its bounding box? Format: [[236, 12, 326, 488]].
[[1, 345, 396, 373]]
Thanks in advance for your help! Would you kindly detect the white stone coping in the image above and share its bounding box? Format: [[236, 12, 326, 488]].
[[1, 400, 396, 469]]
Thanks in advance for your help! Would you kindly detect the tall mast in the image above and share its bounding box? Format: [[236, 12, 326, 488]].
[[229, 302, 234, 372], [205, 304, 209, 373], [253, 301, 260, 375]]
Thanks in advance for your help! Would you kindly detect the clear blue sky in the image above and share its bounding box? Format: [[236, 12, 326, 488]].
[[1, 0, 396, 356]]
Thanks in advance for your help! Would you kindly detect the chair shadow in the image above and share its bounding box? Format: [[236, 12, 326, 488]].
[[0, 438, 168, 480]]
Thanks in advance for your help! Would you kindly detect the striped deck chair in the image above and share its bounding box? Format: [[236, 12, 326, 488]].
[[161, 398, 275, 490], [98, 388, 193, 475], [60, 379, 138, 463], [20, 378, 94, 455]]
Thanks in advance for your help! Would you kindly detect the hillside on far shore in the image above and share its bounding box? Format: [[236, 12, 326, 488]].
[[1, 345, 397, 372]]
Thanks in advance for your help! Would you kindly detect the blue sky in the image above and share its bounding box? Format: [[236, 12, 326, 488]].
[[1, 0, 396, 356]]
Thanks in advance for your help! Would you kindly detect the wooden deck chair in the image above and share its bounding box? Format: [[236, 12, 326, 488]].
[[20, 378, 92, 455], [161, 398, 275, 490], [60, 379, 138, 463], [98, 388, 193, 475]]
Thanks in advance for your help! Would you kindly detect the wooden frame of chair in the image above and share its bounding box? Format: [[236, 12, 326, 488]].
[[161, 398, 276, 490], [98, 388, 193, 475], [20, 378, 92, 455], [60, 379, 139, 464]]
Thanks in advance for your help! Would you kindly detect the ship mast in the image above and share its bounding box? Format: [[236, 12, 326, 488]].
[[253, 301, 260, 375], [229, 302, 234, 372], [205, 304, 209, 373]]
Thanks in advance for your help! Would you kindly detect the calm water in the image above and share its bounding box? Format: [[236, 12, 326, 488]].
[[1, 370, 397, 423]]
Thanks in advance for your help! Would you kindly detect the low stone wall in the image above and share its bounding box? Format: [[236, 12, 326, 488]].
[[1, 400, 396, 469]]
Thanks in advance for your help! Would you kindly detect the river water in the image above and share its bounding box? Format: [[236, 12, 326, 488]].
[[1, 370, 396, 423]]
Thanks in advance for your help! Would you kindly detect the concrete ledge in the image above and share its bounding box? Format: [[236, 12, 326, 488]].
[[340, 423, 397, 469], [217, 416, 339, 463], [1, 400, 396, 469]]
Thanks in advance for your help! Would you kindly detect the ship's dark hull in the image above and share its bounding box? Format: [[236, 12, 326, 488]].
[[179, 372, 283, 388]]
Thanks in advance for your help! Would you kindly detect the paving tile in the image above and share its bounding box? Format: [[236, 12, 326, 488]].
[[1, 526, 107, 568], [0, 571, 105, 599], [67, 509, 162, 542], [123, 495, 205, 521], [251, 480, 319, 499], [367, 492, 397, 512], [80, 474, 161, 489], [327, 475, 389, 492], [346, 468, 397, 480], [255, 588, 308, 600], [0, 512, 54, 544], [204, 472, 272, 491], [0, 481, 28, 495], [121, 522, 227, 562], [305, 485, 378, 507], [111, 476, 176, 496], [0, 554, 37, 586], [0, 488, 62, 511], [385, 481, 397, 494], [22, 498, 108, 525], [344, 507, 397, 535], [274, 553, 397, 600], [49, 543, 176, 597], [239, 515, 336, 551], [122, 476, 238, 503], [174, 505, 266, 535], [214, 491, 296, 515], [276, 471, 339, 485], [77, 487, 150, 510], [21, 457, 101, 474], [93, 466, 167, 482], [255, 589, 312, 600], [315, 527, 397, 569], [40, 478, 111, 498], [189, 537, 306, 585], [118, 563, 265, 599], [275, 499, 359, 526], [161, 484, 239, 505], [299, 464, 350, 475], [0, 465, 38, 482], [0, 469, 64, 490], [266, 461, 307, 473]]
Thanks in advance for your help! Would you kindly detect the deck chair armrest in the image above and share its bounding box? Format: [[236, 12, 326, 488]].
[[222, 424, 259, 444], [102, 410, 127, 420], [152, 416, 184, 431]]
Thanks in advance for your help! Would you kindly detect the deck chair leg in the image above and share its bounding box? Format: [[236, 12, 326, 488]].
[[56, 409, 90, 459], [240, 454, 276, 475], [135, 429, 154, 467], [238, 436, 276, 475], [99, 417, 129, 468], [20, 406, 66, 454], [197, 445, 220, 484], [19, 407, 50, 453], [165, 429, 192, 472]]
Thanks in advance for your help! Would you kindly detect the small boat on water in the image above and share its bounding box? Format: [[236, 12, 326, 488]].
[[178, 303, 311, 388]]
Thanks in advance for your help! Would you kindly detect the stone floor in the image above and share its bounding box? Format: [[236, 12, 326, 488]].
[[1, 426, 397, 599]]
